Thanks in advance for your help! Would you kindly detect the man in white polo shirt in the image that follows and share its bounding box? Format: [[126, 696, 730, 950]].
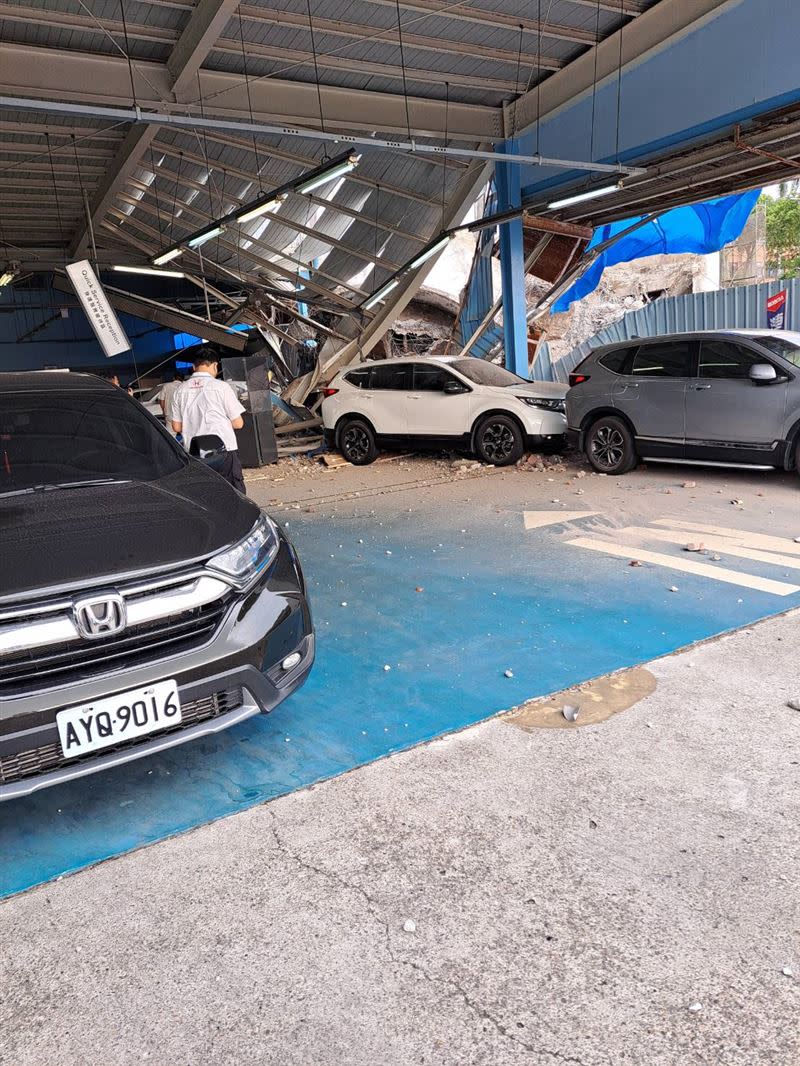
[[171, 350, 246, 492]]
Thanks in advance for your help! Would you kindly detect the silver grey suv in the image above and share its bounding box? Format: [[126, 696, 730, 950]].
[[566, 329, 800, 477]]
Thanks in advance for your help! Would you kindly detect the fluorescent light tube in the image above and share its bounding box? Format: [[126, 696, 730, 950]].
[[297, 155, 360, 195], [113, 265, 185, 278], [0, 271, 15, 287], [153, 248, 183, 266], [235, 196, 284, 225], [409, 234, 452, 270], [363, 278, 400, 310], [547, 185, 618, 210], [188, 226, 223, 248]]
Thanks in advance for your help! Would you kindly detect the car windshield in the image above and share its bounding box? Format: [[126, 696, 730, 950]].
[[0, 389, 186, 497], [449, 359, 527, 387], [749, 335, 800, 367]]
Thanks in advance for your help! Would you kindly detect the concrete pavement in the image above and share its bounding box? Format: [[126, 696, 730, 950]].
[[2, 608, 798, 1066]]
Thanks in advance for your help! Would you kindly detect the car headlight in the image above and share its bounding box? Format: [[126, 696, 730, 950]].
[[207, 513, 280, 588], [516, 396, 566, 412]]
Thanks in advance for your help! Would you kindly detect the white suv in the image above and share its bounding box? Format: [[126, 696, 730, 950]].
[[321, 356, 567, 466]]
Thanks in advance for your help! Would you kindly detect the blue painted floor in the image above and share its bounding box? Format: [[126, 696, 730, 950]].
[[1, 504, 795, 898]]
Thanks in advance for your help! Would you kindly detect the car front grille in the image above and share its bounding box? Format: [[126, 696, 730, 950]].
[[0, 570, 235, 696], [0, 599, 232, 696], [0, 685, 244, 787]]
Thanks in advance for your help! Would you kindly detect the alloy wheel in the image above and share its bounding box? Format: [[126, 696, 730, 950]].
[[481, 422, 515, 461], [342, 426, 370, 462], [591, 425, 626, 471]]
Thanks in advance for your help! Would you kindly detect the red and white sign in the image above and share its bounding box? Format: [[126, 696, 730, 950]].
[[766, 289, 787, 330]]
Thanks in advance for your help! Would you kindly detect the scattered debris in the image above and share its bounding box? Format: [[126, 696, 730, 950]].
[[684, 542, 704, 552], [782, 966, 794, 977], [576, 470, 587, 479], [588, 818, 598, 829], [504, 669, 514, 679], [688, 1002, 703, 1013], [731, 498, 743, 506], [629, 560, 643, 567], [662, 488, 672, 494], [562, 704, 580, 722], [711, 554, 721, 562], [403, 919, 417, 933], [383, 664, 392, 672], [669, 585, 679, 593], [385, 550, 393, 556], [415, 586, 424, 593], [340, 601, 348, 607], [787, 698, 800, 711], [682, 481, 697, 488]]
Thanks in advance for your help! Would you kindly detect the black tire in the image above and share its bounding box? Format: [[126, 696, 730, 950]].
[[339, 418, 378, 465], [474, 414, 524, 467], [585, 415, 637, 475], [794, 436, 800, 478]]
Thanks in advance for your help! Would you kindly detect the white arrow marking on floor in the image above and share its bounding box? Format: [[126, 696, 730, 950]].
[[653, 519, 800, 557], [566, 537, 800, 596], [615, 526, 800, 571], [523, 510, 600, 530]]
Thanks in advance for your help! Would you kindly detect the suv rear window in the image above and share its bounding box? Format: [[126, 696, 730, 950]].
[[0, 389, 185, 496], [345, 368, 372, 389], [598, 347, 635, 374], [631, 342, 691, 377]]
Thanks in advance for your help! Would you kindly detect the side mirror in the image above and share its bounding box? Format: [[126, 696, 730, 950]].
[[190, 434, 227, 459], [749, 363, 778, 384], [443, 379, 467, 395]]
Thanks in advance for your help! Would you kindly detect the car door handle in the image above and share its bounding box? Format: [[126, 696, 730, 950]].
[[621, 383, 639, 389], [692, 384, 712, 390]]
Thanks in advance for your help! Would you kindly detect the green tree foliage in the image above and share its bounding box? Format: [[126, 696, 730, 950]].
[[762, 194, 800, 276]]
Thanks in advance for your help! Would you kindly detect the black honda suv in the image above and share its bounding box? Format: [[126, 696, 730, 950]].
[[0, 373, 313, 799]]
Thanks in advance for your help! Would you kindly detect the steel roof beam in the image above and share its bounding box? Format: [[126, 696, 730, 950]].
[[0, 42, 501, 140], [166, 0, 241, 99]]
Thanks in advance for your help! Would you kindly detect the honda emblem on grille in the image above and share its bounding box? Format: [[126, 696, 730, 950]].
[[73, 593, 127, 640]]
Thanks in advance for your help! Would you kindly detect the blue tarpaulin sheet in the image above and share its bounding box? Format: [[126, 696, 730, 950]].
[[553, 190, 761, 313]]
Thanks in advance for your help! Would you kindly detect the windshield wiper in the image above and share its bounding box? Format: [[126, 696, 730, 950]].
[[0, 478, 131, 498]]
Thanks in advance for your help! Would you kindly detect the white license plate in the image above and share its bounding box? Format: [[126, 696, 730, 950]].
[[56, 679, 182, 759]]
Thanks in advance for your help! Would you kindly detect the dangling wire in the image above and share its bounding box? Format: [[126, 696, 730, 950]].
[[441, 83, 449, 230], [169, 151, 183, 246], [305, 0, 329, 159], [536, 0, 542, 156], [237, 10, 265, 191], [72, 134, 98, 267], [45, 134, 65, 248], [118, 0, 139, 108], [510, 23, 525, 140], [615, 0, 624, 165], [588, 0, 601, 164], [394, 0, 413, 141], [149, 145, 165, 247]]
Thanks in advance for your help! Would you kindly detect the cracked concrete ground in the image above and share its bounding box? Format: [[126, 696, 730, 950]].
[[1, 608, 798, 1066]]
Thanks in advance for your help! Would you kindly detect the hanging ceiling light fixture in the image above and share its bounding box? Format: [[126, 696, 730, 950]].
[[153, 248, 184, 266], [363, 278, 400, 311], [408, 234, 453, 270], [112, 265, 186, 278], [547, 184, 619, 210], [150, 151, 361, 267], [0, 267, 17, 287]]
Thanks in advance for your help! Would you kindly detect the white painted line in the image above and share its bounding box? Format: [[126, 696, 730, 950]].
[[566, 537, 800, 596], [654, 519, 800, 557], [524, 510, 599, 530], [615, 526, 800, 571]]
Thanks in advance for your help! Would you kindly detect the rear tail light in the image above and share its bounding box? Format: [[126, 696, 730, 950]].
[[322, 387, 339, 397], [569, 373, 590, 387]]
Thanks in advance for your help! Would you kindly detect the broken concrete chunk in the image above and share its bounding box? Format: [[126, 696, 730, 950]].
[[562, 704, 580, 722], [684, 542, 704, 552], [504, 669, 514, 679], [669, 585, 679, 593], [403, 919, 416, 933], [682, 481, 697, 488], [688, 1002, 703, 1013], [787, 698, 800, 711]]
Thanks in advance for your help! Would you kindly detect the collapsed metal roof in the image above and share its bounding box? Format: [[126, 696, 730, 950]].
[[0, 0, 657, 312]]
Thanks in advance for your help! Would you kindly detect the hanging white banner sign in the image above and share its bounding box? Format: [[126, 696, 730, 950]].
[[66, 260, 131, 358]]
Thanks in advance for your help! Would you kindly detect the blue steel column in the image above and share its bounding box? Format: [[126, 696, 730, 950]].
[[496, 141, 529, 378]]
